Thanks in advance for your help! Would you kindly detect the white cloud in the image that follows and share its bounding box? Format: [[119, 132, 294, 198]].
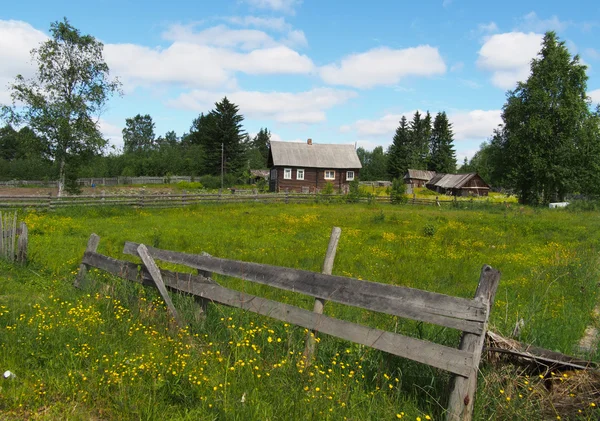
[[450, 62, 464, 72], [242, 0, 302, 14], [341, 109, 502, 142], [98, 118, 124, 151], [516, 12, 569, 33], [320, 46, 446, 89], [478, 22, 499, 34], [224, 16, 290, 32], [0, 20, 47, 105], [270, 132, 303, 143], [168, 88, 356, 124], [585, 48, 600, 60], [450, 110, 502, 140], [442, 0, 453, 8], [477, 32, 543, 89], [589, 89, 600, 104], [104, 42, 314, 91]]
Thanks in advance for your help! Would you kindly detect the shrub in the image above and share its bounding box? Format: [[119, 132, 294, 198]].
[[390, 178, 407, 204]]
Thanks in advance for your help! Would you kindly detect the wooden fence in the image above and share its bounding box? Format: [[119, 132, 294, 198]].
[[0, 192, 499, 210], [0, 176, 194, 188], [75, 232, 500, 420], [0, 211, 28, 263]]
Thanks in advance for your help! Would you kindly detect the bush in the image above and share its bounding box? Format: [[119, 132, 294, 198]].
[[346, 180, 362, 203], [390, 178, 407, 204]]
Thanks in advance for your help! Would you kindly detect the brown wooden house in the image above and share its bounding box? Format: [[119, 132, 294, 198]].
[[268, 139, 362, 193], [425, 173, 490, 196]]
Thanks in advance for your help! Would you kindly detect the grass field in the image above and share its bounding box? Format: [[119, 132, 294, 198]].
[[1, 202, 599, 420]]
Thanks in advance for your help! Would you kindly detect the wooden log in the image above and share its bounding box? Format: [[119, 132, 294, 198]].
[[137, 244, 185, 328], [82, 251, 473, 377], [74, 234, 101, 288], [304, 226, 341, 361], [122, 242, 486, 334], [446, 265, 501, 421], [16, 222, 27, 263]]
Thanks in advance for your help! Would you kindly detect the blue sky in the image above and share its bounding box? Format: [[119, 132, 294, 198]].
[[1, 0, 599, 163]]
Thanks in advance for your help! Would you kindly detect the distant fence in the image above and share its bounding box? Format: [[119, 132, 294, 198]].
[[76, 231, 500, 420], [0, 211, 28, 263], [0, 192, 504, 210], [0, 176, 194, 188]]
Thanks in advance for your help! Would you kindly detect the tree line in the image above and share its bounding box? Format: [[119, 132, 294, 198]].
[[0, 19, 270, 194], [358, 110, 457, 181]]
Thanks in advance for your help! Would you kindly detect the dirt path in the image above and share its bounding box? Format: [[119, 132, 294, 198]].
[[578, 307, 600, 354]]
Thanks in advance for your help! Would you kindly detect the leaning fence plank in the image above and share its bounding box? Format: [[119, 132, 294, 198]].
[[137, 244, 184, 328], [11, 212, 17, 262], [0, 212, 4, 258], [304, 226, 341, 361], [446, 265, 501, 421], [74, 234, 101, 288], [16, 222, 27, 263], [82, 250, 474, 377], [122, 242, 487, 334]]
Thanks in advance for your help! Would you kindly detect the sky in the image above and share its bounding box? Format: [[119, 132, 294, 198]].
[[1, 0, 599, 163]]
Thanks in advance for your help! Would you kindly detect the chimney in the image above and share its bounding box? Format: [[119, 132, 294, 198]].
[[307, 138, 312, 145]]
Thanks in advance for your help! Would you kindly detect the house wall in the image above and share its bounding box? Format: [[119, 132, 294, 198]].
[[457, 176, 490, 196], [407, 178, 428, 188], [270, 166, 360, 193]]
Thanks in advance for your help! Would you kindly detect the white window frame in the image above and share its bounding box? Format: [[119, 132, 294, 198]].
[[284, 168, 292, 180], [324, 170, 335, 180], [346, 171, 355, 181], [297, 168, 305, 180]]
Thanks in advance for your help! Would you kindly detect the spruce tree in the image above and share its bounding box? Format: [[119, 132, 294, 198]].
[[428, 112, 456, 173], [387, 116, 412, 179]]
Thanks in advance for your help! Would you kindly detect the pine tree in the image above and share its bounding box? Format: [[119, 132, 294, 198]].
[[209, 97, 247, 176], [428, 112, 456, 173], [408, 111, 432, 169]]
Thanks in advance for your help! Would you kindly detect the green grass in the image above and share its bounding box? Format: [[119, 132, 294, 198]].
[[1, 202, 599, 420]]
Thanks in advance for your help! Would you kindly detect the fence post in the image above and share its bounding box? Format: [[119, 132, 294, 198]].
[[74, 233, 101, 289], [413, 193, 416, 204], [285, 192, 289, 204], [194, 251, 214, 320], [17, 222, 28, 263], [303, 227, 342, 363], [47, 192, 53, 211], [446, 265, 501, 421], [182, 190, 187, 207], [436, 196, 440, 207]]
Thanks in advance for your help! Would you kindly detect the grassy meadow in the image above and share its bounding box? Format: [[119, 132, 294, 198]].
[[1, 201, 600, 420]]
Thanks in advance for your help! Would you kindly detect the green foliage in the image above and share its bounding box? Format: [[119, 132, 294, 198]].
[[422, 223, 436, 237], [357, 146, 389, 181], [1, 18, 121, 195], [248, 128, 271, 169], [387, 116, 412, 180], [123, 114, 156, 154], [321, 181, 335, 195], [428, 112, 457, 173], [175, 181, 204, 190], [495, 31, 595, 205], [390, 178, 408, 204], [345, 179, 362, 203]]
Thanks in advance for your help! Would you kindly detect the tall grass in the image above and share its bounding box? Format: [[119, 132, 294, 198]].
[[1, 202, 599, 419]]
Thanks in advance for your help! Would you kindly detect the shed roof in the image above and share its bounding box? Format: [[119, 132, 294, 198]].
[[404, 169, 437, 181], [269, 141, 362, 169], [426, 173, 489, 189]]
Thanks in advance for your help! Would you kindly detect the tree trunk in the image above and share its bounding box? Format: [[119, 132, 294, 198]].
[[57, 158, 66, 197]]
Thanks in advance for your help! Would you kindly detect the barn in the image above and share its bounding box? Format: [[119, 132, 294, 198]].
[[425, 173, 490, 196], [404, 169, 437, 188], [268, 139, 362, 193]]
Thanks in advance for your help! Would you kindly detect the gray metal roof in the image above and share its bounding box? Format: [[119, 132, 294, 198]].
[[404, 170, 437, 181], [427, 173, 488, 189], [270, 141, 362, 169]]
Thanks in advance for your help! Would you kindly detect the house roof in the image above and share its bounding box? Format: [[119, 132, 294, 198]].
[[404, 169, 437, 181], [269, 141, 362, 169], [426, 173, 490, 189]]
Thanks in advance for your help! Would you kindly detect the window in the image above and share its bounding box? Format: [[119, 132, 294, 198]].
[[297, 169, 305, 180], [346, 171, 355, 181], [284, 168, 292, 180], [325, 170, 335, 180]]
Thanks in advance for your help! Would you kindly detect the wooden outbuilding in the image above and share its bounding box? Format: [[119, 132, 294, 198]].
[[425, 173, 490, 196], [268, 139, 362, 193], [404, 169, 437, 187]]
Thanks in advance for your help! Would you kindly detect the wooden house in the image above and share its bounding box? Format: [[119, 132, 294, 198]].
[[425, 173, 490, 196], [404, 169, 437, 188], [268, 139, 362, 193]]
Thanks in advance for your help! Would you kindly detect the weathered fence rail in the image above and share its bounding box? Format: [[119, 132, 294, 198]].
[[0, 211, 28, 263], [76, 232, 500, 420], [0, 192, 492, 210]]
